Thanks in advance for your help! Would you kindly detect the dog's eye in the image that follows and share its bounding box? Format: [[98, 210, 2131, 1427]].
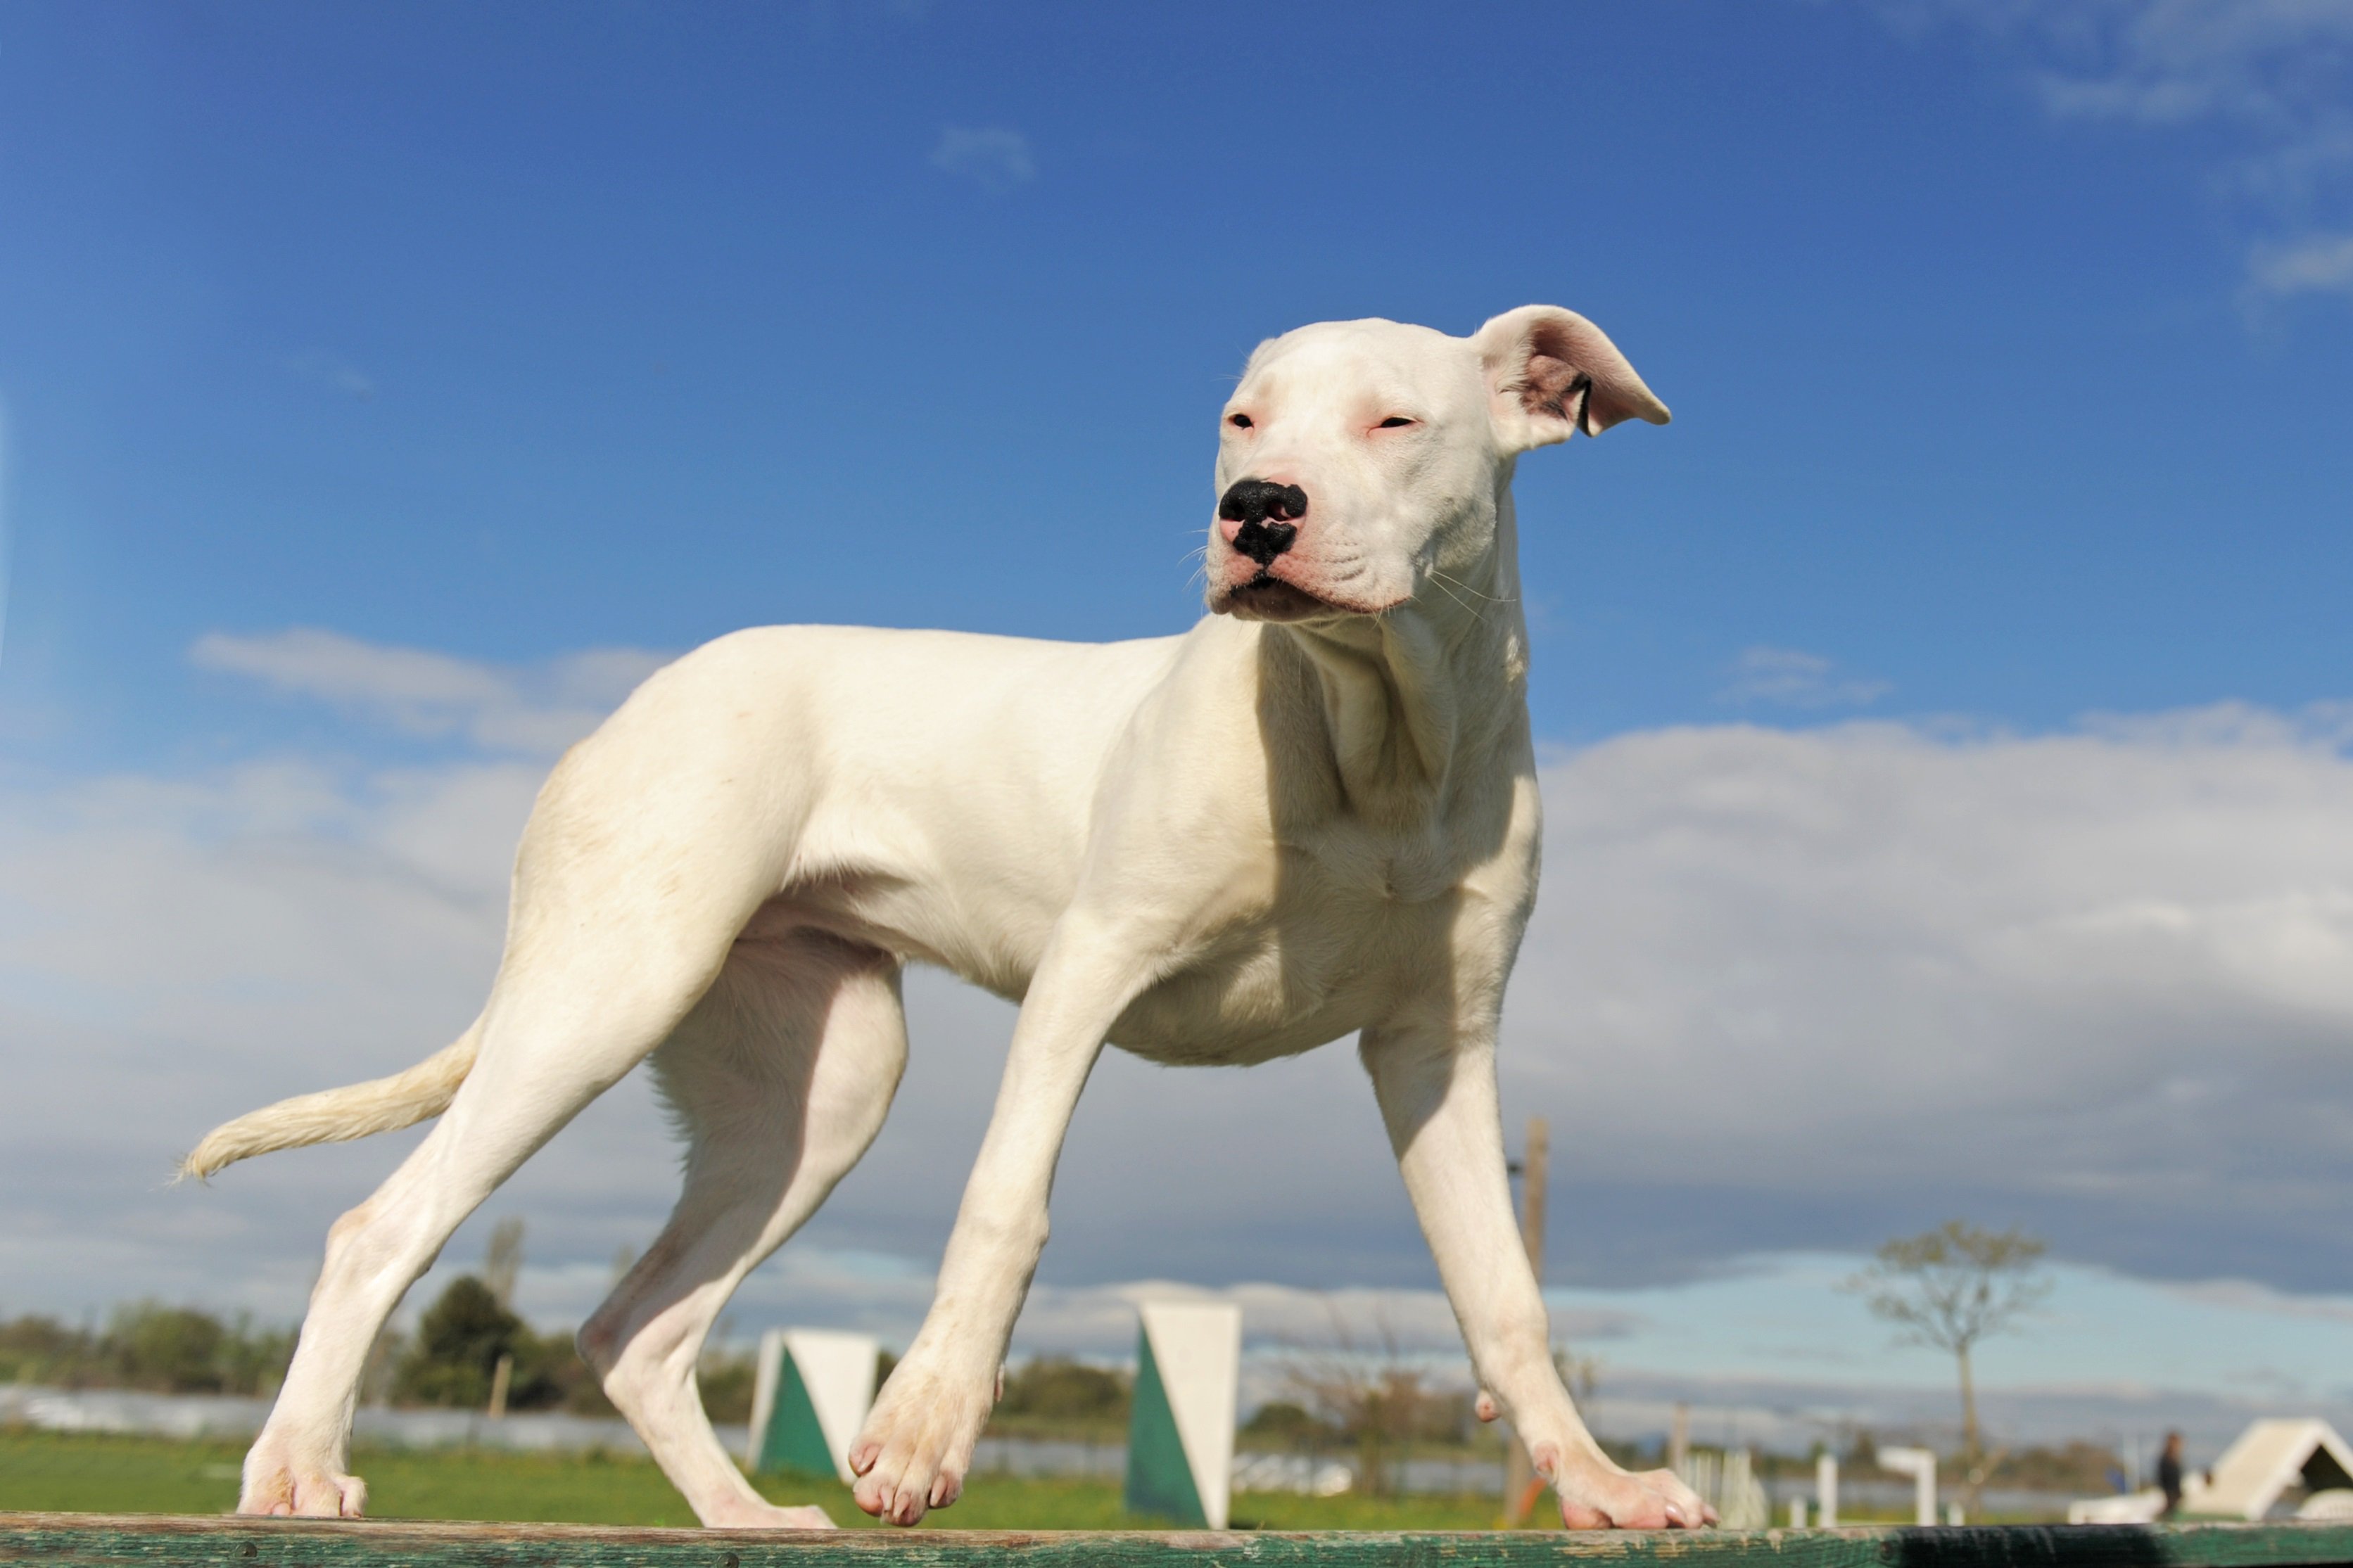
[[1226, 413, 1253, 429], [1377, 416, 1416, 428]]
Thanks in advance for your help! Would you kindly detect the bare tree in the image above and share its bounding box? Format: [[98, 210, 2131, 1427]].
[[483, 1217, 526, 1311], [1848, 1221, 2048, 1503], [1281, 1301, 1427, 1497]]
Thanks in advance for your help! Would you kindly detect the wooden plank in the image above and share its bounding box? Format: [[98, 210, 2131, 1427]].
[[3, 1515, 2353, 1568]]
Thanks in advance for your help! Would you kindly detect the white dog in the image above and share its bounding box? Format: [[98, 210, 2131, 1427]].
[[188, 306, 1711, 1531]]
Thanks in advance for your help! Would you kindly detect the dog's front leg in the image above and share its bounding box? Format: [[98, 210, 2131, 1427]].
[[848, 923, 1144, 1525], [1359, 1019, 1716, 1530]]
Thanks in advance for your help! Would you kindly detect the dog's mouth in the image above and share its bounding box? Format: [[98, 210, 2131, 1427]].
[[1214, 566, 1407, 623], [1216, 571, 1349, 623]]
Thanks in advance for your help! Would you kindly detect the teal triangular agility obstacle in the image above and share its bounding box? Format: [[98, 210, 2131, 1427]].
[[744, 1328, 879, 1483], [1124, 1325, 1207, 1526], [754, 1347, 837, 1478]]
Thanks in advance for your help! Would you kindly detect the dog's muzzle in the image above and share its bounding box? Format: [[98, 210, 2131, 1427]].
[[1219, 478, 1308, 566]]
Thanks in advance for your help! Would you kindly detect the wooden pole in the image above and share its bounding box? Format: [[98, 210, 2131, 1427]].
[[486, 1352, 513, 1421], [1501, 1116, 1549, 1526]]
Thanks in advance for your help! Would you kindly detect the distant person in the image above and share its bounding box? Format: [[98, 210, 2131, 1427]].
[[2157, 1431, 2186, 1518]]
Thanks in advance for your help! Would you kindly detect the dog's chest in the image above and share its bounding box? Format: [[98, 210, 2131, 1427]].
[[1106, 824, 1474, 1066]]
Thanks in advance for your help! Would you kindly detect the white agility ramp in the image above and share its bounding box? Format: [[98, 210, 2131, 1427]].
[[2069, 1419, 2353, 1522], [1123, 1299, 1241, 1529], [2197, 1419, 2353, 1519], [744, 1327, 879, 1482]]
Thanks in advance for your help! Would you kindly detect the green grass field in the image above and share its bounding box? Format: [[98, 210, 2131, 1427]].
[[0, 1431, 1510, 1530]]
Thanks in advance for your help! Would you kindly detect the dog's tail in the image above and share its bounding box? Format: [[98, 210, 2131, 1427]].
[[179, 1023, 483, 1180]]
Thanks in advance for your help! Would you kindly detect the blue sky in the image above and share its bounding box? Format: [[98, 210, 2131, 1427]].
[[6, 0, 2350, 761], [4, 1, 2353, 1443]]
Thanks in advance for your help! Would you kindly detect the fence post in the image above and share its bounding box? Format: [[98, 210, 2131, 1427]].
[[486, 1353, 512, 1422]]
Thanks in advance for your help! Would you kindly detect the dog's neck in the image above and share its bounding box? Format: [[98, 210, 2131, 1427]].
[[1266, 483, 1530, 830]]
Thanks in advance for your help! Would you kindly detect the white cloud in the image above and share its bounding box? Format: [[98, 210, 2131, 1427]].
[[2248, 230, 2353, 299], [1718, 646, 1891, 708], [191, 628, 666, 756], [929, 126, 1036, 191], [281, 351, 376, 401], [1864, 0, 2353, 127], [1848, 0, 2353, 306], [2157, 1275, 2353, 1326], [11, 630, 2353, 1381], [2028, 1, 2353, 130], [1512, 705, 2353, 1284]]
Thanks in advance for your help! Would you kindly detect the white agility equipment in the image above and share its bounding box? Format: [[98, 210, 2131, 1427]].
[[1680, 1447, 1768, 1530], [1879, 1446, 1936, 1526], [1122, 1301, 1241, 1529], [182, 307, 1701, 1531], [1815, 1453, 1839, 1527], [2069, 1492, 2164, 1525], [2071, 1420, 2353, 1523], [744, 1329, 879, 1484], [2198, 1420, 2353, 1520], [1229, 1453, 1355, 1497]]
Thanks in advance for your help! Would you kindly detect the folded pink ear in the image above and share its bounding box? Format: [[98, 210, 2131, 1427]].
[[1473, 305, 1670, 452]]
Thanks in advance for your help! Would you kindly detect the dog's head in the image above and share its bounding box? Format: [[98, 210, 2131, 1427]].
[[1206, 307, 1668, 624]]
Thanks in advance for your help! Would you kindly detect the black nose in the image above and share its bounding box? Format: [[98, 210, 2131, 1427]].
[[1219, 478, 1308, 567]]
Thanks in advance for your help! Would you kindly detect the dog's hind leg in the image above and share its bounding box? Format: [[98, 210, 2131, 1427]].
[[576, 931, 907, 1528], [237, 709, 806, 1518], [236, 917, 753, 1518], [239, 1012, 683, 1511]]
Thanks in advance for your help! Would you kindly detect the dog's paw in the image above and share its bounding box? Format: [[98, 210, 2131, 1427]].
[[705, 1499, 836, 1529], [1541, 1446, 1715, 1530], [239, 1450, 367, 1518], [846, 1359, 993, 1526]]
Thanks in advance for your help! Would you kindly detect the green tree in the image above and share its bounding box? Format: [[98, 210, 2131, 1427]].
[[1241, 1399, 1339, 1450], [1281, 1308, 1425, 1498], [106, 1304, 227, 1393], [217, 1313, 298, 1397], [694, 1346, 756, 1424], [0, 1315, 91, 1386], [394, 1276, 523, 1408], [998, 1358, 1130, 1425], [1848, 1222, 2049, 1501]]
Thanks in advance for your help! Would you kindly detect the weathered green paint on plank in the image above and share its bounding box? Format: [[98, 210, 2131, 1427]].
[[4, 1515, 2353, 1568]]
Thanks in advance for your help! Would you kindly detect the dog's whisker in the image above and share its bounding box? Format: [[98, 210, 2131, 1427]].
[[1420, 571, 1488, 624], [1431, 567, 1516, 606]]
